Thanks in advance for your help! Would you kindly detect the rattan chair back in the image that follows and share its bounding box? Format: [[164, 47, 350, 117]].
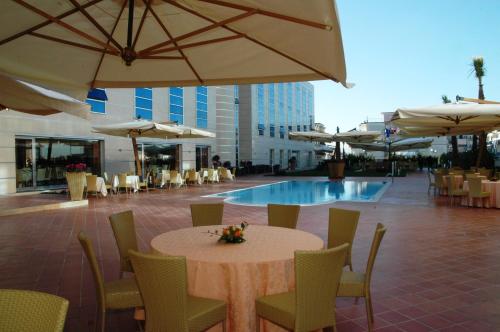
[[78, 232, 106, 310], [267, 204, 300, 229], [328, 208, 360, 269], [118, 173, 128, 188], [109, 210, 138, 274], [86, 175, 98, 193], [364, 223, 387, 287], [468, 177, 484, 198], [190, 203, 224, 227]]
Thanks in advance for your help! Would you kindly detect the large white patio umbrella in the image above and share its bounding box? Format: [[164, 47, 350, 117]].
[[332, 130, 382, 143], [0, 71, 89, 119], [93, 120, 185, 176], [172, 125, 216, 139], [288, 131, 334, 143], [391, 103, 500, 129], [349, 138, 433, 153], [0, 0, 349, 100]]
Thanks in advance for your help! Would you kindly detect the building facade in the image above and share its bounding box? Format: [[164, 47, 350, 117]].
[[0, 82, 317, 195], [238, 82, 318, 169]]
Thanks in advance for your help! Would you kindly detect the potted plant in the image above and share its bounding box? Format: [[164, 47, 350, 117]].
[[65, 163, 86, 201], [327, 126, 345, 179]]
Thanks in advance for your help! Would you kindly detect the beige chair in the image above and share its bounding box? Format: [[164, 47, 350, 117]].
[[109, 210, 139, 278], [468, 177, 490, 207], [231, 167, 236, 180], [78, 232, 142, 332], [434, 172, 446, 195], [328, 208, 360, 271], [103, 172, 114, 195], [187, 169, 198, 185], [207, 169, 218, 183], [86, 175, 101, 199], [446, 175, 467, 206], [139, 171, 150, 193], [267, 204, 300, 229], [255, 244, 348, 332], [169, 170, 185, 188], [0, 289, 69, 332], [427, 171, 435, 195], [190, 203, 224, 227], [129, 251, 227, 332], [117, 173, 132, 195], [478, 168, 492, 178], [337, 223, 387, 332], [465, 173, 479, 180]]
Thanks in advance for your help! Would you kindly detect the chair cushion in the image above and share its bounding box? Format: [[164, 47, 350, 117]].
[[187, 296, 226, 332], [105, 278, 143, 309], [450, 190, 468, 196], [255, 291, 295, 330], [337, 271, 365, 297]]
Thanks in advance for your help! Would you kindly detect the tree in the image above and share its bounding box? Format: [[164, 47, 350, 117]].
[[442, 95, 459, 166], [334, 126, 341, 160], [471, 56, 488, 167]]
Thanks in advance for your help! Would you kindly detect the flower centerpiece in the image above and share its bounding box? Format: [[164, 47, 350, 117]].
[[65, 163, 87, 201], [207, 221, 249, 244]]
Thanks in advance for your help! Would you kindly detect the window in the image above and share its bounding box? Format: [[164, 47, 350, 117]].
[[268, 84, 275, 137], [278, 84, 285, 139], [288, 125, 292, 131], [135, 88, 152, 120], [196, 86, 208, 128], [287, 83, 293, 131], [279, 125, 285, 139], [297, 125, 301, 132], [295, 84, 301, 129], [86, 88, 106, 114], [257, 84, 265, 135], [170, 87, 183, 124], [303, 125, 307, 132]]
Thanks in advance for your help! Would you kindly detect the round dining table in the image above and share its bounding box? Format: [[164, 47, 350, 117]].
[[150, 225, 324, 332]]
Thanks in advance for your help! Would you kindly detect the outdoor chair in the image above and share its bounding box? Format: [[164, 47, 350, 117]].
[[117, 173, 132, 195], [231, 167, 236, 180], [78, 232, 143, 332], [267, 204, 300, 229], [255, 244, 348, 332], [207, 168, 218, 183], [465, 173, 479, 180], [139, 171, 150, 193], [187, 169, 198, 185], [190, 203, 224, 227], [446, 175, 467, 206], [434, 172, 446, 195], [427, 171, 436, 195], [479, 168, 492, 178], [85, 175, 101, 199], [468, 177, 490, 207], [337, 223, 387, 332], [103, 172, 114, 194], [129, 251, 227, 332], [328, 208, 360, 271], [169, 170, 185, 188], [109, 210, 139, 278], [0, 289, 69, 332]]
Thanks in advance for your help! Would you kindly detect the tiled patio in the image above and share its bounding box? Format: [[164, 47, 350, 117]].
[[0, 173, 499, 332]]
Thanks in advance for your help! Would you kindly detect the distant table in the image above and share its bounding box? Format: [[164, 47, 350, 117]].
[[151, 225, 324, 332], [462, 180, 500, 208], [112, 175, 140, 192], [441, 175, 464, 195], [83, 176, 108, 197]]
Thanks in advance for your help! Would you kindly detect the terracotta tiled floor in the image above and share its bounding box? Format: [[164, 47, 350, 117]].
[[0, 172, 499, 331]]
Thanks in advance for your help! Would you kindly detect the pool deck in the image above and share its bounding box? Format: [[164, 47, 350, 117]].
[[0, 172, 499, 331]]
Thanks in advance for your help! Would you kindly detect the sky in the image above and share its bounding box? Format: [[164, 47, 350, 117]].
[[312, 0, 500, 133]]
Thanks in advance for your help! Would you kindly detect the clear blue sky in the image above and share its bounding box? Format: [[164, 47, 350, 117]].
[[312, 0, 500, 133]]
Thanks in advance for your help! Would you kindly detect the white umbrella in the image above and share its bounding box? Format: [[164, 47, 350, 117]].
[[172, 124, 216, 139], [93, 120, 185, 175], [288, 131, 334, 143], [0, 0, 349, 100], [392, 103, 500, 128], [332, 130, 381, 143], [349, 138, 433, 153], [0, 71, 89, 119], [398, 126, 493, 137]]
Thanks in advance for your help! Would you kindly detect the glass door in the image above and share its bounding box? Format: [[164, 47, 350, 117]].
[[196, 146, 209, 170], [15, 138, 34, 190]]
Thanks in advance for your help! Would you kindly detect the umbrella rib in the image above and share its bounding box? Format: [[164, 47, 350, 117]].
[[165, 0, 339, 82], [12, 0, 119, 53], [132, 0, 151, 51], [29, 32, 119, 55], [0, 0, 104, 47], [146, 35, 244, 56], [136, 55, 184, 60], [91, 0, 127, 88], [68, 0, 123, 52], [143, 0, 203, 84], [138, 8, 256, 56], [198, 0, 332, 30]]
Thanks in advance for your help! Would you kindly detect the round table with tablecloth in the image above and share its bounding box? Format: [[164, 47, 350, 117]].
[[462, 180, 500, 208]]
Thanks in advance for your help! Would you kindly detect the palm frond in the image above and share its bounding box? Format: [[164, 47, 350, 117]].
[[470, 56, 486, 79]]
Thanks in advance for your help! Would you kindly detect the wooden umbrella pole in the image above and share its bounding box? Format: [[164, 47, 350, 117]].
[[131, 137, 142, 177]]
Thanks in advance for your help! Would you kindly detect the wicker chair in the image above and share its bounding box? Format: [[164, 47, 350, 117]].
[[103, 172, 114, 195], [169, 170, 185, 188], [255, 243, 348, 332], [0, 289, 69, 332], [109, 210, 139, 278], [78, 232, 142, 332], [267, 204, 300, 229], [328, 208, 360, 271], [139, 171, 150, 193], [117, 173, 132, 195], [478, 168, 492, 178], [86, 175, 101, 199], [337, 223, 387, 332], [187, 169, 198, 185], [446, 175, 468, 206], [468, 177, 490, 207], [190, 203, 224, 227], [129, 251, 227, 332]]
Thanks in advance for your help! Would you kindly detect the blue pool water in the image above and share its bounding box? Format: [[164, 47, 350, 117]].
[[207, 180, 389, 206]]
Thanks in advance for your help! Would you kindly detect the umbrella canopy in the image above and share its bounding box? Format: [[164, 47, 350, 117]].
[[349, 138, 433, 153], [392, 103, 500, 128], [172, 124, 216, 139], [0, 71, 89, 118], [332, 130, 381, 143], [0, 0, 348, 100], [288, 131, 334, 143], [399, 126, 493, 138], [92, 120, 184, 138]]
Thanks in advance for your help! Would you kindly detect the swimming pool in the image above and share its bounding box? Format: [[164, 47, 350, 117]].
[[206, 180, 390, 206]]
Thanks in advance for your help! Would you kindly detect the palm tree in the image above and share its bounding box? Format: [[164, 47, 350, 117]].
[[442, 95, 459, 166], [471, 56, 487, 167]]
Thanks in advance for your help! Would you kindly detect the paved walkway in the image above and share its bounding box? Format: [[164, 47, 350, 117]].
[[0, 173, 499, 331]]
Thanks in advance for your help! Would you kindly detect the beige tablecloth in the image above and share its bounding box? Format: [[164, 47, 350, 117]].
[[151, 225, 324, 332], [462, 180, 500, 208]]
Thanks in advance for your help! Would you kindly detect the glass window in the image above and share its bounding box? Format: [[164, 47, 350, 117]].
[[196, 86, 208, 128], [270, 124, 275, 138], [196, 146, 209, 170], [279, 125, 285, 139], [257, 84, 265, 135], [297, 125, 301, 132], [170, 87, 184, 124], [135, 88, 153, 120], [86, 88, 106, 114], [143, 143, 178, 174], [268, 84, 275, 137], [278, 84, 285, 139]]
